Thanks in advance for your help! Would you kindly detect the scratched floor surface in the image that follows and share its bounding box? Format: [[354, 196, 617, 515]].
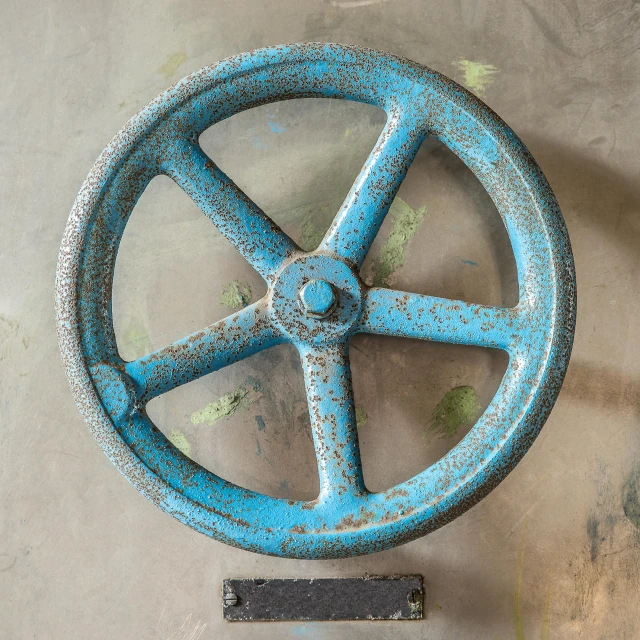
[[1, 1, 639, 638]]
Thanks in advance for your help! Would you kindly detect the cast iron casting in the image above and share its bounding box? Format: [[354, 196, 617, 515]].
[[55, 43, 576, 559]]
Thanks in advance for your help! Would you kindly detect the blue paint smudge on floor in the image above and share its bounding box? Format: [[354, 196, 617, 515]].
[[268, 121, 286, 133]]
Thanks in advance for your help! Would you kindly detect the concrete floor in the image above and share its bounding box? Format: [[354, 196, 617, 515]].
[[1, 0, 639, 638]]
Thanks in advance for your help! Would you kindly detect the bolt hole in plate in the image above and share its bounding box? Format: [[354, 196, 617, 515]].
[[55, 43, 576, 559]]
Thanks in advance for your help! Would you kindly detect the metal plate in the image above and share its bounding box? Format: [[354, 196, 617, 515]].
[[222, 576, 423, 621]]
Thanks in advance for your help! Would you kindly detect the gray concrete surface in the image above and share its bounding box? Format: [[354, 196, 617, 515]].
[[1, 0, 639, 638]]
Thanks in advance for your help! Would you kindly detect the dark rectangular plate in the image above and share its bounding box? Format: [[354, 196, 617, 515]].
[[223, 576, 423, 621]]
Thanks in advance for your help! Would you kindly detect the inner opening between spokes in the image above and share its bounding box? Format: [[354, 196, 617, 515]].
[[141, 333, 509, 500]]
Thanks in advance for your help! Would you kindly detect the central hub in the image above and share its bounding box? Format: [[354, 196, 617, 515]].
[[299, 279, 336, 319], [270, 254, 364, 345]]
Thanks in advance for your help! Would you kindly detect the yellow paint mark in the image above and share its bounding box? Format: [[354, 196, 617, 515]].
[[159, 51, 188, 78], [453, 59, 498, 96], [344, 128, 351, 139], [168, 429, 191, 458], [514, 531, 526, 640]]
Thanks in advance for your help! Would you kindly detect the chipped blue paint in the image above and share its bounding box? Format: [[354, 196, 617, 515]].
[[255, 415, 266, 431], [249, 128, 266, 150], [55, 44, 576, 559], [461, 258, 478, 266]]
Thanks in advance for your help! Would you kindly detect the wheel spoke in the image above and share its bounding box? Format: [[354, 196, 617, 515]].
[[299, 341, 366, 501], [357, 288, 520, 351], [124, 300, 284, 402], [321, 108, 427, 267], [162, 142, 298, 282]]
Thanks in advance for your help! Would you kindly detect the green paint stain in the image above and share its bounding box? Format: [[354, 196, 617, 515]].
[[191, 386, 255, 426], [220, 280, 252, 310], [122, 315, 153, 359], [371, 198, 428, 287], [453, 59, 498, 96], [434, 604, 442, 611], [514, 532, 526, 640], [299, 216, 326, 252], [168, 429, 191, 458], [273, 200, 340, 251], [622, 464, 640, 530], [159, 51, 187, 78], [428, 386, 480, 438], [355, 407, 368, 429]]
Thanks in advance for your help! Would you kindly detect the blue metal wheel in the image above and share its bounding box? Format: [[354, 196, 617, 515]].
[[56, 43, 576, 559]]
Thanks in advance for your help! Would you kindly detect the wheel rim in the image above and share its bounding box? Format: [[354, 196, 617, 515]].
[[55, 43, 576, 559]]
